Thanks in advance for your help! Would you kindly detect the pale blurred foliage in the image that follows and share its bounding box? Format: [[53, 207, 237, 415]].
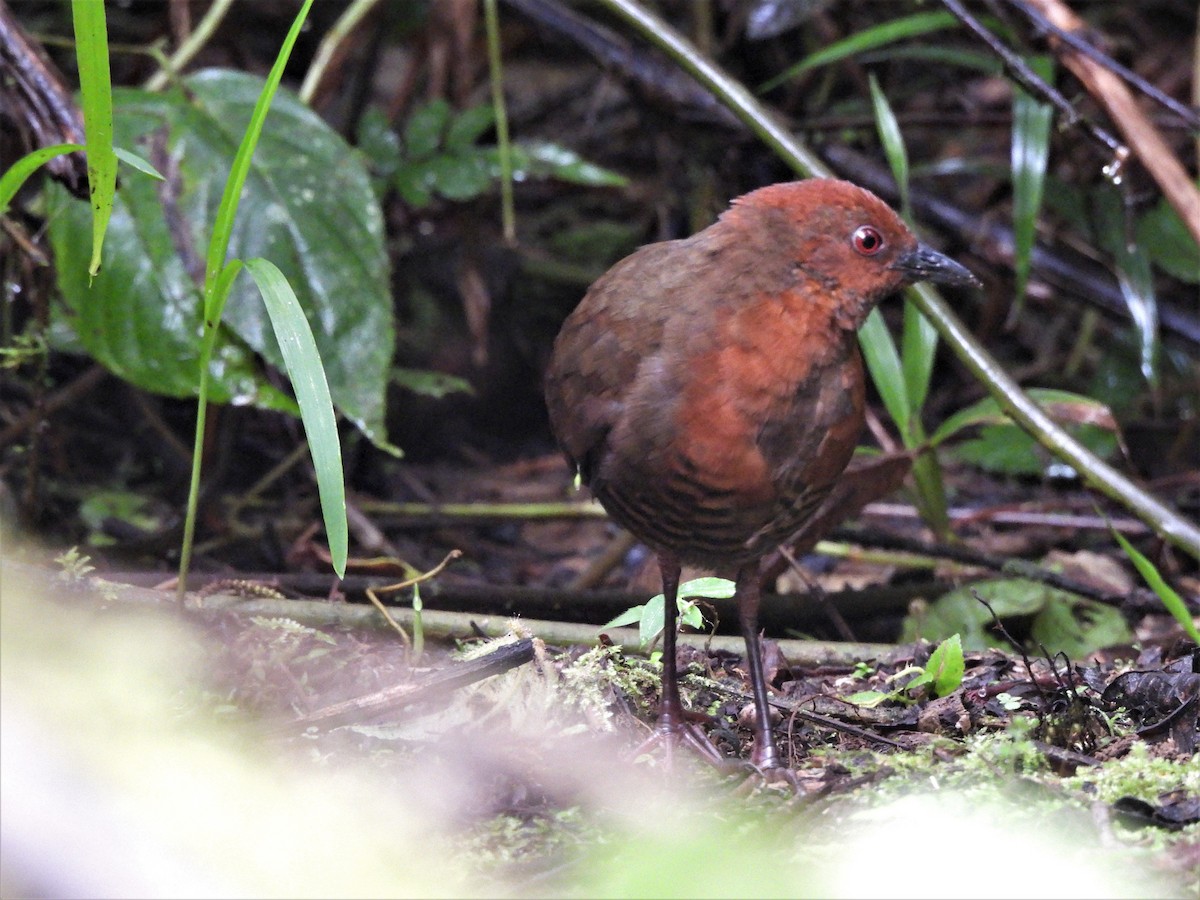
[[0, 528, 1183, 898]]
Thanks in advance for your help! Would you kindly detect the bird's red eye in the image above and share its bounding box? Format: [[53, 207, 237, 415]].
[[852, 225, 884, 256]]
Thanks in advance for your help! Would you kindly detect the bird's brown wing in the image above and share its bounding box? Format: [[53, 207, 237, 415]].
[[544, 240, 684, 485]]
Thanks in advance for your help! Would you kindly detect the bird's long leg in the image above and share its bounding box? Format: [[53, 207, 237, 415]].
[[631, 552, 726, 767], [657, 553, 685, 735], [736, 563, 784, 770]]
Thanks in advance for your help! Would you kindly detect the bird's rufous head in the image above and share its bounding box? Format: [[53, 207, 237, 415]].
[[728, 178, 979, 329]]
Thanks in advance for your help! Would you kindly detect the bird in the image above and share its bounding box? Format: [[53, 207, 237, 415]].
[[544, 178, 979, 771]]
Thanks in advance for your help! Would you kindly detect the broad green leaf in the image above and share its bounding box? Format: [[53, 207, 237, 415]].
[[48, 70, 394, 447], [71, 0, 117, 277], [902, 579, 1132, 655], [603, 577, 724, 648], [1136, 195, 1200, 283], [0, 143, 84, 214], [859, 307, 910, 428], [425, 153, 493, 201], [1112, 529, 1199, 642], [1011, 56, 1054, 309], [927, 633, 964, 697], [1029, 594, 1133, 660], [951, 423, 1116, 476], [603, 604, 647, 630], [930, 388, 1117, 447], [245, 258, 347, 576], [760, 11, 960, 91]]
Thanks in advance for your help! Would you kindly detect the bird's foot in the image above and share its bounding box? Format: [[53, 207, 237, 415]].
[[629, 718, 731, 772]]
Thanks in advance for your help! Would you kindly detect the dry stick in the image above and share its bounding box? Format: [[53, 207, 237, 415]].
[[1021, 0, 1200, 247], [595, 0, 1200, 562]]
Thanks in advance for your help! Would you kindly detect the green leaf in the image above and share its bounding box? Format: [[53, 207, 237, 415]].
[[113, 147, 164, 180], [71, 0, 117, 277], [1093, 188, 1159, 386], [47, 70, 394, 447], [901, 293, 938, 416], [603, 577, 726, 648], [859, 307, 910, 428], [1011, 56, 1054, 308], [1111, 529, 1200, 643], [760, 10, 960, 91], [926, 633, 964, 697], [426, 152, 493, 202], [403, 99, 451, 159], [391, 368, 474, 399], [0, 143, 84, 214], [603, 604, 646, 630], [903, 579, 1133, 656], [1029, 593, 1132, 660], [929, 388, 1117, 447], [1136, 195, 1200, 283], [445, 104, 495, 151], [868, 72, 909, 217], [493, 142, 628, 187], [245, 258, 348, 576], [950, 423, 1116, 476]]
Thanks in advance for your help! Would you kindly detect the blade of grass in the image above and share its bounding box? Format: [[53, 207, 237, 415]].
[[246, 258, 347, 575], [1111, 529, 1199, 643], [0, 143, 84, 214], [859, 308, 911, 429], [869, 72, 909, 218], [901, 290, 939, 414], [1011, 56, 1054, 313], [759, 10, 959, 92], [71, 0, 117, 277], [178, 0, 316, 600]]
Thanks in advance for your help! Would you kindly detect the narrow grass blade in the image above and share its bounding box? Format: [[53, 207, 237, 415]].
[[1111, 529, 1199, 643], [1011, 56, 1054, 310], [0, 143, 84, 214], [205, 0, 314, 289], [760, 11, 958, 92], [113, 147, 164, 180], [859, 307, 911, 429], [245, 258, 348, 577], [869, 72, 909, 218], [901, 292, 938, 414], [71, 0, 117, 277]]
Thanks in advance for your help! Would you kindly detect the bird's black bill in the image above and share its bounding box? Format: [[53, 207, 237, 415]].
[[892, 244, 980, 288]]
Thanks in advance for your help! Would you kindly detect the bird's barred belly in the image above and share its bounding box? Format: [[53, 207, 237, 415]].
[[594, 470, 831, 566]]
